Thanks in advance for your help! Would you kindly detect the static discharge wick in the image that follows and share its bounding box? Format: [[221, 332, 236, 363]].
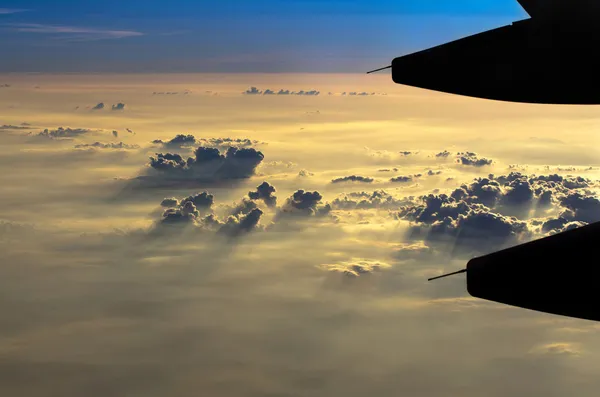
[[428, 268, 467, 282]]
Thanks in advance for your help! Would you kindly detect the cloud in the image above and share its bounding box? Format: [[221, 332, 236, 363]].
[[436, 150, 451, 158], [5, 23, 143, 41], [279, 190, 331, 217], [248, 182, 277, 208], [320, 259, 391, 278], [154, 134, 197, 148], [37, 127, 94, 139], [111, 103, 126, 111], [92, 103, 104, 110], [148, 146, 265, 181], [457, 151, 493, 167], [331, 175, 374, 184], [74, 142, 140, 150], [331, 190, 413, 211], [153, 135, 263, 150], [396, 171, 597, 256], [156, 191, 264, 238], [390, 176, 413, 183], [0, 8, 28, 14], [243, 87, 320, 96], [160, 198, 179, 208], [0, 124, 32, 130]]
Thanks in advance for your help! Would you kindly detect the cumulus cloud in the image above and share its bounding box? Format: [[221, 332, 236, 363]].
[[160, 198, 179, 208], [112, 103, 126, 111], [331, 190, 413, 211], [390, 176, 414, 183], [436, 150, 451, 158], [149, 146, 265, 180], [156, 191, 264, 238], [153, 135, 263, 150], [457, 151, 493, 167], [74, 142, 140, 150], [331, 175, 374, 184], [279, 190, 331, 217], [396, 171, 597, 256], [248, 182, 277, 208], [243, 87, 320, 96], [154, 134, 197, 148], [92, 102, 104, 110], [37, 127, 93, 139]]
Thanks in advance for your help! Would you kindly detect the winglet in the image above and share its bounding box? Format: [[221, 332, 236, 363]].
[[428, 268, 467, 281], [366, 65, 391, 74]]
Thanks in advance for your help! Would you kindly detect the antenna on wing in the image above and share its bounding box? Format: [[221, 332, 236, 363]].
[[428, 268, 467, 281], [366, 65, 392, 74]]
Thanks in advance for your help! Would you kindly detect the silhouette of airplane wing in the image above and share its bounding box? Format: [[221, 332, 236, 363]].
[[368, 0, 600, 322], [370, 0, 600, 104], [516, 0, 543, 17], [429, 221, 600, 322]]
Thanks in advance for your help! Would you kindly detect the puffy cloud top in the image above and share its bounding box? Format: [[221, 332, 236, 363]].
[[248, 182, 277, 208], [149, 146, 264, 180], [331, 175, 374, 184]]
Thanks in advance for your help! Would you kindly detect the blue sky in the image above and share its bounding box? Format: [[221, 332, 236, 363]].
[[0, 1, 528, 73]]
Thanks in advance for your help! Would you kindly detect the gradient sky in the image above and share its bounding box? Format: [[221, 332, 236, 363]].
[[0, 0, 529, 73]]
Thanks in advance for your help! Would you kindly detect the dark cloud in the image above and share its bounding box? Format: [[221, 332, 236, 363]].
[[399, 151, 413, 156], [0, 124, 32, 130], [248, 182, 277, 208], [92, 103, 104, 110], [378, 168, 398, 173], [74, 142, 140, 150], [156, 192, 263, 238], [244, 87, 262, 95], [390, 176, 413, 183], [112, 103, 126, 111], [243, 87, 320, 96], [218, 208, 264, 237], [162, 134, 197, 148], [154, 135, 263, 150], [428, 170, 443, 176], [112, 130, 119, 138], [558, 192, 600, 224], [180, 192, 214, 211], [436, 150, 451, 158], [149, 146, 264, 180], [397, 171, 597, 256], [280, 190, 331, 217], [37, 127, 93, 139], [457, 152, 493, 167], [198, 137, 264, 149], [160, 198, 179, 208], [331, 175, 374, 184]]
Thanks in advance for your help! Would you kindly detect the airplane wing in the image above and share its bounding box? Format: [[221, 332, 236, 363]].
[[516, 0, 542, 17], [517, 0, 600, 19]]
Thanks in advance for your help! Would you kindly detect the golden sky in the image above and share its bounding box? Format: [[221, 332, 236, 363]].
[[2, 73, 600, 396]]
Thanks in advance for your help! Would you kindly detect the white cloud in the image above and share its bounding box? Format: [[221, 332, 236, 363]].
[[5, 23, 143, 40]]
